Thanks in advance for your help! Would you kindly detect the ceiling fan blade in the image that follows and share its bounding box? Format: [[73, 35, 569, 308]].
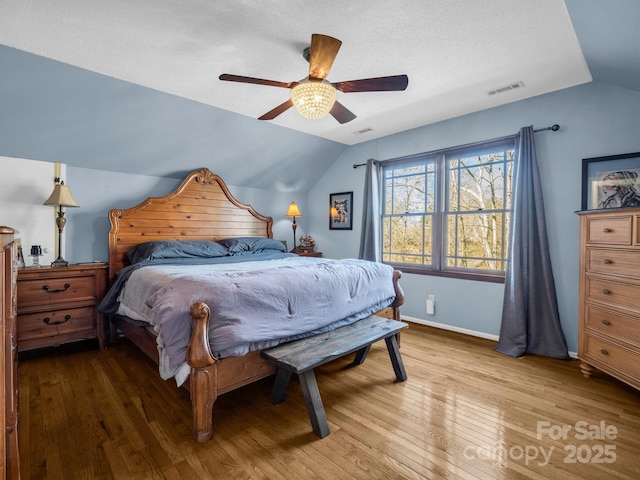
[[333, 74, 409, 93], [258, 99, 294, 120], [329, 101, 357, 124], [219, 74, 293, 89], [308, 34, 342, 80]]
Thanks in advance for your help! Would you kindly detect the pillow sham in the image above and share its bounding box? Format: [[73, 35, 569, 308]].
[[127, 240, 229, 264], [216, 237, 287, 255]]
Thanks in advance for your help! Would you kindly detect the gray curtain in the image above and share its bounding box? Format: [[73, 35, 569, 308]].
[[359, 159, 382, 262], [495, 126, 570, 359]]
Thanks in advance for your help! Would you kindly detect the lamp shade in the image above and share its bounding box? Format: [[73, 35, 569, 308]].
[[286, 202, 302, 217], [44, 184, 79, 208], [290, 79, 337, 120]]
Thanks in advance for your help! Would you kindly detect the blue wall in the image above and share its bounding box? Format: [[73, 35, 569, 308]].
[[307, 81, 640, 353], [0, 45, 346, 192], [65, 167, 305, 263], [4, 44, 640, 355]]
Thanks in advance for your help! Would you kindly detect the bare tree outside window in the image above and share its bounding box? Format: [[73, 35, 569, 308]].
[[382, 139, 515, 280]]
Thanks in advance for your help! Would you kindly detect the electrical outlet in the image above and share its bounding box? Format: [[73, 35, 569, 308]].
[[426, 294, 435, 315]]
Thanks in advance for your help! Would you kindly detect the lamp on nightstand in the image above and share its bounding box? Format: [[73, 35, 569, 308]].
[[286, 202, 302, 252], [44, 178, 79, 267]]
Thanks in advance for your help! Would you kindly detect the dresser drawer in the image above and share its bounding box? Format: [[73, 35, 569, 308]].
[[585, 304, 640, 346], [586, 216, 632, 245], [17, 306, 95, 343], [17, 274, 96, 308], [584, 335, 640, 382], [586, 248, 640, 279], [586, 276, 640, 314]]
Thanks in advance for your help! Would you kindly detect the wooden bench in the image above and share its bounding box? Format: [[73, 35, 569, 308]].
[[261, 315, 408, 438]]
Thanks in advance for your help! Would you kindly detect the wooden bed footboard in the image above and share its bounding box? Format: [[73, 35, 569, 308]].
[[185, 269, 404, 442]]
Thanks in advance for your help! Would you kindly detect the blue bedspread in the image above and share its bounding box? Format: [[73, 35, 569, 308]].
[[100, 254, 396, 381]]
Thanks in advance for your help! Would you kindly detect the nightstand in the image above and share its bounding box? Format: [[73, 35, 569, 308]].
[[16, 263, 108, 351], [294, 250, 323, 257]]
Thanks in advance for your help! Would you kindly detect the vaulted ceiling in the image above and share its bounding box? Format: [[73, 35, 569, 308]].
[[1, 0, 639, 190]]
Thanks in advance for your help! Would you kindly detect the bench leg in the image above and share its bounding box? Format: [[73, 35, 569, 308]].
[[270, 368, 293, 404], [299, 370, 330, 438], [385, 334, 407, 382], [351, 344, 372, 366]]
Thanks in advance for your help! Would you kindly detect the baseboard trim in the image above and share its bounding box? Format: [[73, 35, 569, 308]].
[[401, 314, 500, 341], [401, 315, 578, 359]]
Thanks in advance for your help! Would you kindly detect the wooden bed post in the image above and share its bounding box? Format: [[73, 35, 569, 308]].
[[390, 270, 404, 321], [389, 270, 404, 347], [188, 302, 218, 443]]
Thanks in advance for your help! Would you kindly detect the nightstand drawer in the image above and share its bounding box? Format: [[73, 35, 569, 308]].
[[17, 274, 96, 308], [17, 306, 95, 348]]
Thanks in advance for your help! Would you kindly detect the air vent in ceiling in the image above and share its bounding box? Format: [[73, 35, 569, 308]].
[[351, 127, 373, 135], [487, 81, 525, 96]]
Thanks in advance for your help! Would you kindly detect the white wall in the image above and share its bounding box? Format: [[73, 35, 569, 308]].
[[0, 159, 305, 265], [0, 156, 66, 266]]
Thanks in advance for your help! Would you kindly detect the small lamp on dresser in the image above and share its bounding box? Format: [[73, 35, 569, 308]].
[[44, 177, 79, 267]]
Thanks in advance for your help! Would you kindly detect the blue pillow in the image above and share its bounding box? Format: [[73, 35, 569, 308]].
[[216, 237, 286, 255], [127, 240, 230, 264]]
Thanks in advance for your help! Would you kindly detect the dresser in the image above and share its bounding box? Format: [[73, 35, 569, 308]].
[[1, 227, 20, 479], [577, 208, 640, 390], [16, 263, 108, 352]]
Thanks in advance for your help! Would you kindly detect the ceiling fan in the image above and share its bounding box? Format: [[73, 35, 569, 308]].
[[219, 34, 409, 124]]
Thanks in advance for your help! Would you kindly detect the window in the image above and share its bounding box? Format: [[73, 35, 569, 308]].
[[381, 138, 515, 282]]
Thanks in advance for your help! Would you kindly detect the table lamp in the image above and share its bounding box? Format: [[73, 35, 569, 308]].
[[44, 178, 79, 267]]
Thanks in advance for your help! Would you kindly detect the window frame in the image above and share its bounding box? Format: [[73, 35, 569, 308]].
[[380, 136, 516, 283]]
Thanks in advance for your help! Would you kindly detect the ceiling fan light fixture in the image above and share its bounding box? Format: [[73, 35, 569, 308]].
[[290, 79, 337, 120]]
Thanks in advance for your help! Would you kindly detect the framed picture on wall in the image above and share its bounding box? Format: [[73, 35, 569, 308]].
[[581, 152, 640, 210], [329, 191, 353, 230]]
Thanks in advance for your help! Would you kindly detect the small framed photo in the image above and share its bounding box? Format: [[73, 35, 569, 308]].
[[582, 152, 640, 210], [329, 192, 353, 230]]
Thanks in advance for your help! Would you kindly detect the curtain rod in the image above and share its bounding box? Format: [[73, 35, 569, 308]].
[[534, 124, 560, 133], [352, 124, 560, 169]]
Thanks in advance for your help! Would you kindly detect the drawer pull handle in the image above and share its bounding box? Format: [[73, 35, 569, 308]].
[[602, 289, 611, 295], [42, 283, 71, 293], [603, 259, 612, 264], [602, 228, 612, 233], [602, 319, 611, 326], [43, 315, 71, 326], [600, 349, 609, 355]]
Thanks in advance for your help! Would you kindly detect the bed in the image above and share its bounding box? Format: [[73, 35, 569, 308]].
[[102, 168, 404, 442]]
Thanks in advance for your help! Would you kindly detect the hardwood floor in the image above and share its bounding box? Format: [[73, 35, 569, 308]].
[[18, 323, 640, 479]]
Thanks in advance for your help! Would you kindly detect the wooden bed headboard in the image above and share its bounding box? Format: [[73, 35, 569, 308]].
[[107, 168, 273, 283]]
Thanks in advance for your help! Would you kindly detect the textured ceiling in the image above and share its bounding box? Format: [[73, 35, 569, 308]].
[[0, 0, 592, 145]]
